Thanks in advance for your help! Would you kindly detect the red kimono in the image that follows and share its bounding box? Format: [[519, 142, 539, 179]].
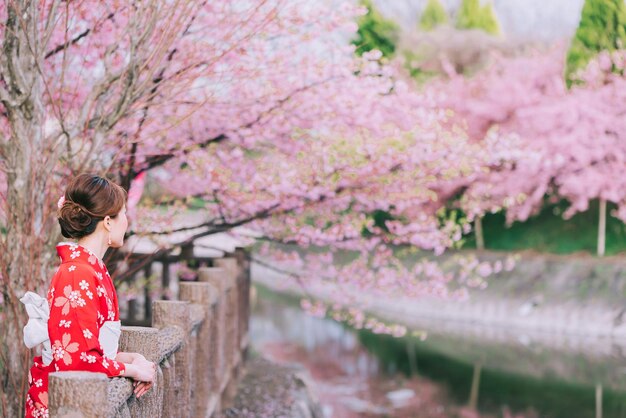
[[24, 242, 126, 418]]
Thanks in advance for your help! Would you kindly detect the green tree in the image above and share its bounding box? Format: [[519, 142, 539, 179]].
[[353, 0, 399, 58], [456, 0, 500, 35], [420, 0, 449, 31], [565, 0, 626, 254], [565, 0, 626, 83]]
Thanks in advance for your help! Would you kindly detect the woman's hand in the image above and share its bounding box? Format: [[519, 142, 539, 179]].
[[120, 352, 157, 398], [125, 361, 156, 383], [132, 360, 156, 398], [133, 381, 154, 398]]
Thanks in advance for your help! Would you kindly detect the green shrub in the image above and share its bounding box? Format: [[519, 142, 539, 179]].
[[420, 0, 448, 31], [565, 0, 626, 84], [353, 0, 399, 58], [456, 0, 500, 35]]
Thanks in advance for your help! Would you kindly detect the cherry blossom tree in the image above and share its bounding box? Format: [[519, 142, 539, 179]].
[[427, 46, 626, 255]]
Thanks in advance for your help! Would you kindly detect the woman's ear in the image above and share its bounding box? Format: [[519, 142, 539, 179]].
[[103, 215, 112, 231]]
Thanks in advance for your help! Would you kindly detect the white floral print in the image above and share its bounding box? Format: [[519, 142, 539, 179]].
[[27, 242, 126, 417], [54, 285, 86, 315], [51, 333, 79, 365], [80, 352, 97, 364]]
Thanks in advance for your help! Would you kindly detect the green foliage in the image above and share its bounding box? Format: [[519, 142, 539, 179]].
[[357, 330, 626, 418], [403, 48, 438, 82], [419, 0, 448, 31], [565, 0, 626, 84], [361, 209, 394, 237], [463, 200, 626, 255], [353, 0, 399, 58], [456, 0, 500, 35], [436, 207, 468, 249]]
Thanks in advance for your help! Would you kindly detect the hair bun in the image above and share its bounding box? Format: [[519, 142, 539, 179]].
[[58, 200, 97, 239], [57, 173, 127, 240]]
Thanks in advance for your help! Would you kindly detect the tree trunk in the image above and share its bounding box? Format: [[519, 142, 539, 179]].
[[596, 383, 603, 418], [0, 82, 57, 418], [475, 216, 485, 250], [0, 3, 60, 415], [468, 361, 482, 410], [597, 199, 606, 257]]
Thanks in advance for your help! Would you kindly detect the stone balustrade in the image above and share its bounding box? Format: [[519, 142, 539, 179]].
[[48, 251, 251, 418]]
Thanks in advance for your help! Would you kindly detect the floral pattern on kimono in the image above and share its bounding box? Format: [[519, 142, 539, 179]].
[[24, 243, 125, 418]]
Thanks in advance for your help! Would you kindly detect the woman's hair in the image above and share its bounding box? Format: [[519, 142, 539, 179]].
[[58, 174, 127, 239]]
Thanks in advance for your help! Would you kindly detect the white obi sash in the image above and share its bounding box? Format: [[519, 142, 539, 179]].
[[99, 320, 122, 360], [20, 291, 121, 366]]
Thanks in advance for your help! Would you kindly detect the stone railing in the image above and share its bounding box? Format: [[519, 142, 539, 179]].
[[48, 252, 251, 418]]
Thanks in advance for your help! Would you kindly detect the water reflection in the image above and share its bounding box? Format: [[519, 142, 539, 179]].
[[252, 285, 492, 417], [251, 284, 626, 418]]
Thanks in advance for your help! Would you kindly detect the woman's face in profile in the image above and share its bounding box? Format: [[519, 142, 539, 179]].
[[110, 205, 128, 248]]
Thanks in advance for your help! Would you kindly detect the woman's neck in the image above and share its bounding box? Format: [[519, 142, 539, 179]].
[[77, 235, 108, 261]]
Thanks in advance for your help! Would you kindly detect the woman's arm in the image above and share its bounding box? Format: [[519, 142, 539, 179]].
[[115, 352, 145, 364]]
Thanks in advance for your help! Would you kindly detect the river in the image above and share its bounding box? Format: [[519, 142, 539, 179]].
[[251, 284, 626, 418]]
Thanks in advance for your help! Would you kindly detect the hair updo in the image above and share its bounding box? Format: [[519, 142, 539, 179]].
[[58, 174, 127, 239]]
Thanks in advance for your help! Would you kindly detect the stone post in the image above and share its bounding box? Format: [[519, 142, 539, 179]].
[[161, 259, 171, 300], [179, 281, 219, 417], [119, 326, 163, 418], [213, 258, 238, 374], [212, 258, 239, 407], [233, 248, 251, 351], [152, 300, 192, 418], [48, 371, 109, 417], [198, 267, 227, 391], [144, 263, 154, 322]]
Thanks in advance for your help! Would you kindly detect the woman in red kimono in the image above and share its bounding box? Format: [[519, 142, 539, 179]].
[[21, 174, 156, 418]]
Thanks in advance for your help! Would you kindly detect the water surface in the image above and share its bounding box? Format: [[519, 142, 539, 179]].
[[251, 284, 626, 418]]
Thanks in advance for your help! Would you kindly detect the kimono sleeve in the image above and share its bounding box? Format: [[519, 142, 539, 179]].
[[48, 264, 125, 377]]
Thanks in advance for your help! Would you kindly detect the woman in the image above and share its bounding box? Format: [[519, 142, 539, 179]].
[[22, 174, 156, 418]]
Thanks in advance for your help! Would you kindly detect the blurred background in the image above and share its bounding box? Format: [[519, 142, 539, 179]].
[[1, 0, 626, 417], [247, 1, 626, 417]]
